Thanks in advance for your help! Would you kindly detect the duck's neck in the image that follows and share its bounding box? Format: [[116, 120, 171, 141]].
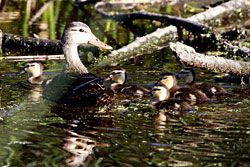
[[28, 76, 43, 85], [117, 77, 126, 85], [158, 90, 169, 101], [63, 44, 88, 74]]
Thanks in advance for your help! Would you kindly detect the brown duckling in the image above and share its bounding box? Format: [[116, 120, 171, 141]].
[[178, 68, 227, 98], [23, 62, 45, 85], [42, 22, 114, 108], [108, 68, 149, 97], [151, 85, 195, 113], [158, 72, 209, 104]]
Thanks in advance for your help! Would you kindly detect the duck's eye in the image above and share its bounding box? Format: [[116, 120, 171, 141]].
[[79, 29, 86, 32]]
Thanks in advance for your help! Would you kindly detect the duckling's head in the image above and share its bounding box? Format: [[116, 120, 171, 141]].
[[109, 68, 127, 85], [159, 72, 177, 90], [23, 62, 44, 78], [151, 85, 170, 101], [177, 68, 195, 84], [61, 22, 112, 50]]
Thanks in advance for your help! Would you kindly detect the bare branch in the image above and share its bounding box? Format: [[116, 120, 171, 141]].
[[170, 42, 250, 77]]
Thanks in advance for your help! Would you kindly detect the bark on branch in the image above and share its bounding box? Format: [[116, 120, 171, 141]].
[[0, 30, 62, 56], [170, 42, 250, 77]]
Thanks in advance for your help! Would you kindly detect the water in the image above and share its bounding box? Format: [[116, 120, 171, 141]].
[[0, 1, 250, 167]]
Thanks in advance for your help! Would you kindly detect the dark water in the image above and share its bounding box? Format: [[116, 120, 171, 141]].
[[0, 1, 249, 167]]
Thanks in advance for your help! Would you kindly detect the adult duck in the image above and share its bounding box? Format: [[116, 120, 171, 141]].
[[177, 68, 227, 98], [150, 85, 195, 113], [158, 72, 209, 104], [107, 68, 149, 97], [43, 22, 113, 108]]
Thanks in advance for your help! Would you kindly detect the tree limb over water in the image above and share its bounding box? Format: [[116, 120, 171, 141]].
[[95, 0, 248, 67], [96, 5, 209, 34], [170, 42, 250, 77]]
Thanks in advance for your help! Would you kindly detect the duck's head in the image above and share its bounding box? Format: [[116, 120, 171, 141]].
[[177, 68, 195, 84], [61, 22, 112, 50], [108, 68, 127, 85], [151, 85, 170, 101], [158, 72, 177, 89], [23, 62, 44, 78]]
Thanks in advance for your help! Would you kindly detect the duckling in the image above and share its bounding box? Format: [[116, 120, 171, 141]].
[[151, 85, 195, 113], [158, 72, 209, 104], [43, 22, 114, 108], [108, 68, 149, 97], [178, 68, 227, 98], [23, 62, 44, 85]]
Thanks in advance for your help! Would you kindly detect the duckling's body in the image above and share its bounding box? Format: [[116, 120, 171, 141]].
[[108, 69, 149, 97], [159, 72, 209, 104], [23, 62, 44, 85], [151, 85, 194, 113], [178, 68, 227, 98], [43, 22, 113, 108]]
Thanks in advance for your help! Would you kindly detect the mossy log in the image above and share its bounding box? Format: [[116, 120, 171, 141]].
[[95, 0, 247, 67], [170, 42, 250, 77], [0, 30, 62, 56]]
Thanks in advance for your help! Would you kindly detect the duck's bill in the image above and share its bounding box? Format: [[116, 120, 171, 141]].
[[88, 36, 112, 50]]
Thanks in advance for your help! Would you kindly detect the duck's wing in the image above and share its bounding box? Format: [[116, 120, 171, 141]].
[[43, 72, 100, 104], [121, 85, 149, 97], [155, 98, 194, 113], [196, 83, 227, 98]]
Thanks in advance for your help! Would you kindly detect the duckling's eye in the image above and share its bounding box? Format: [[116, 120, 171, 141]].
[[111, 72, 121, 75], [152, 88, 160, 91], [79, 29, 86, 32]]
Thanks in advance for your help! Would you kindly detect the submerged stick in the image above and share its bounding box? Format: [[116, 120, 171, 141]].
[[1, 54, 64, 62], [170, 42, 250, 77]]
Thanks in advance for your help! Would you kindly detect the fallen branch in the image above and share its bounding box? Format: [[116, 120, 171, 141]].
[[94, 0, 247, 67], [170, 42, 250, 77], [96, 6, 209, 34]]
